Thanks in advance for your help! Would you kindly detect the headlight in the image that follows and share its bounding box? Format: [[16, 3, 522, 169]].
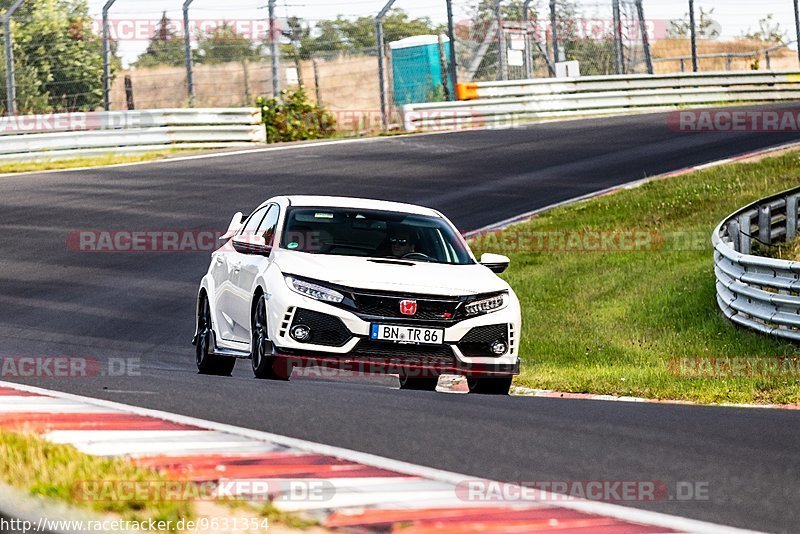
[[464, 293, 506, 316], [285, 276, 344, 303]]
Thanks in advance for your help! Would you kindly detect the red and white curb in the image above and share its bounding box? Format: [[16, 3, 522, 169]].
[[0, 381, 760, 533]]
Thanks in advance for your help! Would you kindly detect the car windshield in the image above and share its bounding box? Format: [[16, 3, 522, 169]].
[[280, 207, 474, 265]]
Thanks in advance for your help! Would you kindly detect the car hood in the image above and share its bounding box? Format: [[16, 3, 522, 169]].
[[274, 251, 508, 296]]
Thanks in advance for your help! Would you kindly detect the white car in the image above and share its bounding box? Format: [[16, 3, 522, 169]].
[[193, 196, 521, 394]]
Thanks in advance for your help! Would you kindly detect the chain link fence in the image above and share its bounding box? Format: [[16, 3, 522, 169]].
[[0, 0, 798, 132]]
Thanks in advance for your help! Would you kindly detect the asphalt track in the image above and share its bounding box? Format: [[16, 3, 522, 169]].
[[1, 105, 799, 533]]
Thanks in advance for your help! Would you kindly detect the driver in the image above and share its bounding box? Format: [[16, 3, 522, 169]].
[[389, 230, 415, 258]]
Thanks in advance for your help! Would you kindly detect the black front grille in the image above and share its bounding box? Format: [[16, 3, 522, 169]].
[[352, 292, 461, 322], [291, 308, 352, 347], [457, 324, 509, 358], [351, 340, 454, 363]]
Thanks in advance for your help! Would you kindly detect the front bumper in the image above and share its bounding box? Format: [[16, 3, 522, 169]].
[[267, 280, 521, 379]]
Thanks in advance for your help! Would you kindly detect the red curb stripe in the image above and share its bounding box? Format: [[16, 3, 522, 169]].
[[0, 413, 203, 433], [395, 517, 672, 534], [136, 453, 411, 481], [0, 387, 41, 396]]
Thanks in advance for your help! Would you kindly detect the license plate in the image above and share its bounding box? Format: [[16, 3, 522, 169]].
[[370, 324, 444, 345]]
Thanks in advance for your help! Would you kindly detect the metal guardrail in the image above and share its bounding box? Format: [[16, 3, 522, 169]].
[[713, 186, 800, 341], [0, 108, 266, 163], [402, 71, 800, 131]]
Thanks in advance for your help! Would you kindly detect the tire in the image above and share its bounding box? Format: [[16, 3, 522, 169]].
[[251, 295, 285, 380], [196, 294, 236, 376], [399, 374, 439, 391], [467, 376, 513, 395]]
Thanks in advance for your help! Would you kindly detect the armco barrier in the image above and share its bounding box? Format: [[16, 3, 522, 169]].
[[403, 71, 800, 131], [0, 108, 265, 162], [713, 186, 800, 341]]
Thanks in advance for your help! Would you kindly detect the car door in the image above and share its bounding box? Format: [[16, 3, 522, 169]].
[[215, 205, 269, 343], [230, 204, 280, 344]]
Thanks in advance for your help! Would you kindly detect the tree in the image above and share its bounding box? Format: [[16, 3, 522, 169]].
[[741, 14, 786, 44], [668, 7, 720, 39], [197, 22, 260, 64], [277, 9, 443, 59], [134, 12, 187, 68], [0, 0, 108, 113]]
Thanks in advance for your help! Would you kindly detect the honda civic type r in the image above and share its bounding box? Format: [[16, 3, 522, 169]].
[[193, 196, 521, 394]]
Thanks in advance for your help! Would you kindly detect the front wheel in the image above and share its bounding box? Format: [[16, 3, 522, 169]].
[[251, 295, 285, 380], [196, 295, 236, 376], [467, 376, 513, 395]]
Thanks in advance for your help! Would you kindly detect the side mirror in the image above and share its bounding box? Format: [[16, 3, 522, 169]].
[[232, 234, 272, 256], [219, 212, 246, 241], [480, 253, 510, 274]]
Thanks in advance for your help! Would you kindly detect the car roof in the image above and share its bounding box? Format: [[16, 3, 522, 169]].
[[280, 196, 441, 217]]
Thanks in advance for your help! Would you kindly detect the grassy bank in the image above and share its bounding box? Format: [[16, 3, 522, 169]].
[[0, 431, 190, 527], [0, 150, 197, 174], [472, 150, 800, 405]]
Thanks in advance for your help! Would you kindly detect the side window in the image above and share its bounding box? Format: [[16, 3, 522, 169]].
[[257, 205, 280, 246], [240, 206, 268, 236]]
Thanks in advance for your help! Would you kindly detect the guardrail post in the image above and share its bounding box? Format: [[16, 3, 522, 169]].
[[183, 0, 195, 107], [739, 214, 752, 254], [787, 195, 799, 242], [726, 220, 741, 252], [3, 0, 26, 115], [758, 205, 772, 246]]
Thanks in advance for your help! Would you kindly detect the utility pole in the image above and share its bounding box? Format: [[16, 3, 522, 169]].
[[183, 0, 195, 106], [268, 0, 280, 98], [3, 0, 25, 115]]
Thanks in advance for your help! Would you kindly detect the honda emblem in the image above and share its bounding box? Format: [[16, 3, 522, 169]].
[[399, 299, 417, 316]]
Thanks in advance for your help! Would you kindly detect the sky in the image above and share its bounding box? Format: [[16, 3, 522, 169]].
[[86, 0, 799, 65]]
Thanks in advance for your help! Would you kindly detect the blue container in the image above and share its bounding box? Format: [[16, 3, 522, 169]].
[[390, 35, 452, 106]]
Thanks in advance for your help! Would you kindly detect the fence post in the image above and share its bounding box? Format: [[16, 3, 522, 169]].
[[268, 0, 280, 99], [101, 0, 118, 111], [550, 0, 560, 68], [688, 0, 698, 72], [376, 0, 397, 131], [522, 0, 533, 79], [183, 0, 194, 107], [446, 0, 458, 97], [636, 0, 653, 74], [494, 0, 506, 81], [612, 0, 624, 74], [795, 0, 800, 68], [312, 57, 322, 106], [124, 75, 134, 110], [3, 0, 25, 115]]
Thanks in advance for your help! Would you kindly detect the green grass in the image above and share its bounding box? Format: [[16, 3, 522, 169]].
[[471, 150, 800, 405], [0, 149, 199, 174], [0, 431, 192, 528]]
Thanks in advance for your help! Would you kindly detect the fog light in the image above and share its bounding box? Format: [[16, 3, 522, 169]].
[[490, 341, 507, 355], [291, 325, 311, 342]]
